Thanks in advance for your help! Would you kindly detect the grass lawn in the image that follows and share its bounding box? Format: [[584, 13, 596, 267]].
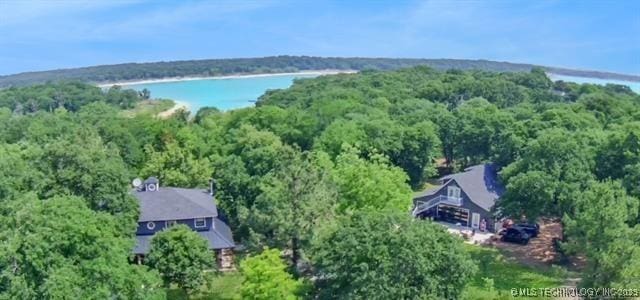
[[167, 272, 244, 300], [462, 244, 570, 299], [415, 180, 440, 194], [121, 99, 174, 117], [167, 246, 571, 299]]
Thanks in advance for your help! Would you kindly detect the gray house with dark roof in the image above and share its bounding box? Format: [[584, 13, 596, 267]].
[[412, 164, 504, 232], [132, 177, 235, 270]]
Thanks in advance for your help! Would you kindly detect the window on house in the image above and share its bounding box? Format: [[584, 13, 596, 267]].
[[165, 220, 177, 228], [194, 218, 207, 228], [146, 221, 156, 230], [447, 186, 461, 199]]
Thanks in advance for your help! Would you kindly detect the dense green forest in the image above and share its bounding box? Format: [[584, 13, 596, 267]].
[[1, 56, 638, 88], [1, 66, 639, 299]]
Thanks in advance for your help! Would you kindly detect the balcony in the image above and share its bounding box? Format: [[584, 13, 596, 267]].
[[412, 195, 462, 217]]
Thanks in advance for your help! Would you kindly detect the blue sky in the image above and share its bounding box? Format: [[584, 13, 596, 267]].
[[0, 0, 638, 75]]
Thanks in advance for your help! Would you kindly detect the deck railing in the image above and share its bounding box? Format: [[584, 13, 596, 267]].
[[412, 195, 462, 217]]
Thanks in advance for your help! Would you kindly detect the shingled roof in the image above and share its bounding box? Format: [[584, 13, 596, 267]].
[[133, 187, 218, 222], [133, 218, 235, 254], [441, 163, 504, 211], [414, 163, 504, 211]]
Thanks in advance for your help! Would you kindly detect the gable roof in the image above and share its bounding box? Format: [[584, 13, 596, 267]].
[[414, 164, 504, 211], [133, 219, 235, 254], [413, 184, 444, 199], [441, 164, 504, 211], [133, 187, 218, 222]]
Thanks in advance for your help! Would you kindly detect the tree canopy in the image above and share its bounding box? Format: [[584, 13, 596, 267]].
[[4, 56, 635, 88], [0, 195, 164, 299], [240, 248, 304, 300], [147, 225, 213, 294], [0, 65, 638, 296], [563, 181, 640, 288], [310, 212, 476, 299]]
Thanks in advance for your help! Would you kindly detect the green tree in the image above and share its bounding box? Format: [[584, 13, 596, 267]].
[[0, 143, 45, 200], [528, 105, 601, 134], [314, 119, 366, 158], [454, 98, 513, 166], [139, 88, 151, 100], [0, 194, 164, 299], [498, 171, 557, 221], [390, 100, 455, 167], [511, 67, 552, 90], [77, 102, 146, 168], [193, 107, 221, 124], [247, 152, 337, 267], [310, 212, 476, 299], [240, 248, 303, 300], [578, 92, 635, 126], [563, 181, 639, 288], [212, 125, 296, 240], [147, 225, 213, 294], [595, 123, 640, 197], [501, 128, 596, 217], [392, 121, 441, 187], [623, 163, 640, 199], [140, 142, 211, 188], [331, 147, 412, 213], [33, 132, 140, 233], [0, 82, 143, 113], [250, 106, 320, 150]]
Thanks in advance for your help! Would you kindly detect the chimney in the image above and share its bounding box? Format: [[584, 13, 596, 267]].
[[209, 178, 217, 196]]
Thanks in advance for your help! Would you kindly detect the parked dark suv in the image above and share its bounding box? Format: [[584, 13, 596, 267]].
[[513, 223, 540, 238], [501, 227, 530, 245]]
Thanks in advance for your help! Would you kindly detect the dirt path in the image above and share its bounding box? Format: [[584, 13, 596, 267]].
[[492, 218, 563, 268], [489, 219, 586, 299]]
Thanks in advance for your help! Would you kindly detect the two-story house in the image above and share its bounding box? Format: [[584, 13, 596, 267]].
[[412, 164, 504, 232], [131, 177, 235, 270]]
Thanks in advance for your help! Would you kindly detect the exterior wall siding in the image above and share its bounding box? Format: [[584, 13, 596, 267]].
[[415, 179, 496, 232], [136, 217, 213, 235]]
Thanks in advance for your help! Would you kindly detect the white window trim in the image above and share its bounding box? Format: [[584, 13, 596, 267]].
[[165, 220, 177, 228], [447, 186, 461, 199], [146, 221, 156, 230], [194, 218, 207, 228]]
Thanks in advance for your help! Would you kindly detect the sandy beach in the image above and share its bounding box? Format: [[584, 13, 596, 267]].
[[97, 69, 357, 87], [157, 100, 190, 118]]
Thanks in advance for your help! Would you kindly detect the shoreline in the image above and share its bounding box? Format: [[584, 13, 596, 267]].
[[97, 69, 357, 87], [547, 72, 640, 84], [157, 100, 191, 118]]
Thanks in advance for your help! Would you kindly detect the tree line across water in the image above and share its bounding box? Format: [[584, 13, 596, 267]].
[[0, 66, 639, 299], [1, 55, 638, 88]]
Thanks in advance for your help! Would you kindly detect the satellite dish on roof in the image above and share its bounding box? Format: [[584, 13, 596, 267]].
[[132, 178, 142, 188]]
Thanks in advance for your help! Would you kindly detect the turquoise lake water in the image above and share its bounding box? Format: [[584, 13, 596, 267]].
[[549, 74, 640, 93], [125, 72, 639, 113], [125, 74, 317, 112]]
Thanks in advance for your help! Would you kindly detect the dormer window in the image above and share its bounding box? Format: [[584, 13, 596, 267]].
[[194, 218, 206, 228], [146, 221, 156, 230]]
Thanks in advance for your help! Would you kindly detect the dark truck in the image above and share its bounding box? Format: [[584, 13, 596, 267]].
[[513, 223, 540, 238], [501, 227, 531, 245]]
